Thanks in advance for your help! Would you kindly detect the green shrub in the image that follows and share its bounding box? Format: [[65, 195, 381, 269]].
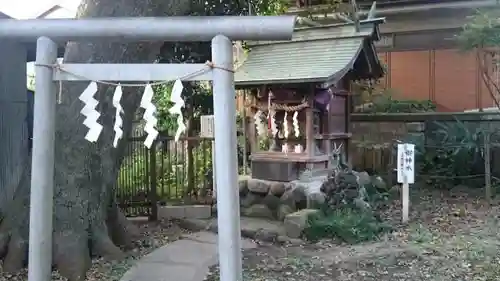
[[403, 118, 495, 189], [304, 208, 393, 244]]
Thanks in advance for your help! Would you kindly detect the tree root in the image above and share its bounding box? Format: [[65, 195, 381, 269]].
[[3, 234, 27, 272], [53, 230, 91, 281], [107, 199, 139, 250], [0, 233, 10, 260], [91, 226, 126, 260], [0, 195, 138, 281]]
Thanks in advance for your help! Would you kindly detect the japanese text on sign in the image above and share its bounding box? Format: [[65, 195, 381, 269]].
[[397, 143, 415, 184]]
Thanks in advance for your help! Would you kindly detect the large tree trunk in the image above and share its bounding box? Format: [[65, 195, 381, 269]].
[[0, 0, 192, 280]]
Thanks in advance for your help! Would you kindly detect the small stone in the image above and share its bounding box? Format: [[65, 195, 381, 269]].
[[262, 194, 281, 210], [356, 171, 371, 186], [177, 218, 209, 231], [287, 238, 304, 245], [242, 204, 274, 219], [241, 228, 258, 239], [390, 184, 400, 194], [269, 182, 286, 196], [372, 175, 387, 191], [353, 198, 372, 213], [344, 188, 359, 199], [247, 179, 270, 194], [255, 229, 279, 242], [307, 192, 326, 209], [277, 204, 295, 221], [280, 189, 296, 208], [280, 185, 307, 208], [292, 186, 308, 209], [277, 236, 303, 245], [284, 209, 320, 238], [240, 192, 261, 208], [276, 235, 289, 244], [239, 178, 249, 195]]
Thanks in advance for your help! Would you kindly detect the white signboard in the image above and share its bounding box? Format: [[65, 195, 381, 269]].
[[397, 143, 415, 184], [200, 115, 215, 138]]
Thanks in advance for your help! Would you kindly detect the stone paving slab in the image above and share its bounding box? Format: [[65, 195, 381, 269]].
[[120, 231, 256, 281]]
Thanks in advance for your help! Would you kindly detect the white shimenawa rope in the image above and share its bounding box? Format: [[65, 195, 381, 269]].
[[34, 61, 233, 148]]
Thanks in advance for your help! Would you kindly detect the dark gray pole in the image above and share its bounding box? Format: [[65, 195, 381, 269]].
[[28, 37, 58, 281], [211, 34, 243, 281]]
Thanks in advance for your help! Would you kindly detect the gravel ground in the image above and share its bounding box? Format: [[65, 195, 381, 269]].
[[0, 219, 184, 281], [205, 187, 500, 281]]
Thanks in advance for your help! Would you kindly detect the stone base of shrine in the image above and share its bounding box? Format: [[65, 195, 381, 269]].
[[234, 175, 327, 222], [250, 152, 330, 182]]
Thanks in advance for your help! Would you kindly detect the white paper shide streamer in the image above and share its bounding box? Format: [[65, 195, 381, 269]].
[[169, 79, 186, 142], [140, 84, 159, 149], [254, 110, 265, 136], [79, 81, 103, 142], [293, 111, 300, 138], [112, 85, 124, 148], [283, 112, 289, 139], [270, 111, 278, 137]]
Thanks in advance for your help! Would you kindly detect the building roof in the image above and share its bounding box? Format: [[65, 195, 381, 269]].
[[235, 19, 384, 86], [0, 4, 76, 61], [35, 4, 77, 19], [0, 12, 12, 19]]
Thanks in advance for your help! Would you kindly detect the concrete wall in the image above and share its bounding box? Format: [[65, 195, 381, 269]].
[[0, 40, 28, 213]]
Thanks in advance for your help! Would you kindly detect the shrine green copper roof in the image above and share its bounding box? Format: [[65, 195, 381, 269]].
[[234, 22, 380, 86]]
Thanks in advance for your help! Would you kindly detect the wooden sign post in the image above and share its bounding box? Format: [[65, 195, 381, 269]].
[[397, 143, 415, 223]]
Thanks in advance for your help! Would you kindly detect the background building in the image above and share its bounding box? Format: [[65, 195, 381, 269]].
[[288, 0, 500, 111]]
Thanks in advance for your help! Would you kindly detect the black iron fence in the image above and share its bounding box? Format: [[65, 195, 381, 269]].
[[116, 131, 214, 218]]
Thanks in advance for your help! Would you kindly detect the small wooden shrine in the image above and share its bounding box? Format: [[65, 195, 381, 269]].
[[235, 18, 385, 182]]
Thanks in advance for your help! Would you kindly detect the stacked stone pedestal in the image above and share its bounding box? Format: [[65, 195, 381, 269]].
[[237, 176, 325, 221]]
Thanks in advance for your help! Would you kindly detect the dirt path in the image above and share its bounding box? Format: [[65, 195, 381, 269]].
[[0, 220, 185, 281], [205, 187, 500, 281]]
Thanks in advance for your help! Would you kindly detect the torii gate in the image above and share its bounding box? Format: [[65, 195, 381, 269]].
[[0, 16, 296, 281]]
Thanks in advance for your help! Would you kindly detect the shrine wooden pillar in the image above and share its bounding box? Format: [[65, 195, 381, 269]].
[[345, 82, 352, 164], [324, 107, 332, 169], [247, 90, 257, 154], [305, 85, 315, 158]]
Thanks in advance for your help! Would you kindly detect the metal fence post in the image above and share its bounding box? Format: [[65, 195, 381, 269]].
[[484, 120, 492, 203], [211, 34, 243, 281], [149, 141, 158, 220], [28, 36, 58, 281], [211, 139, 217, 198]]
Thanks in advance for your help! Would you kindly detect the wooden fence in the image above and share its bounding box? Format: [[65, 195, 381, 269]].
[[349, 112, 500, 193]]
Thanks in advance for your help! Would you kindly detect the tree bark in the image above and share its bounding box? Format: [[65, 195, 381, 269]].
[[0, 0, 192, 280]]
